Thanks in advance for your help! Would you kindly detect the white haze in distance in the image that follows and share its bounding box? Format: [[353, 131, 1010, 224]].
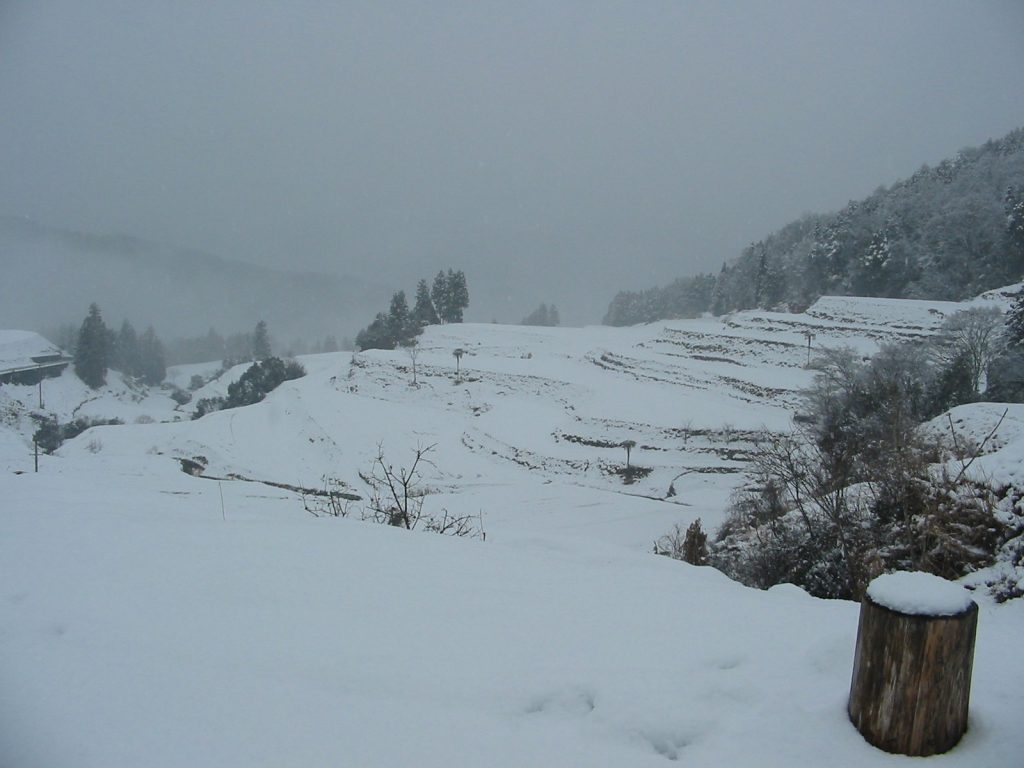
[[1, 1, 1023, 324]]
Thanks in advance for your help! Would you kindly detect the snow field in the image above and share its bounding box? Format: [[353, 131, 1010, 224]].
[[2, 471, 1022, 766]]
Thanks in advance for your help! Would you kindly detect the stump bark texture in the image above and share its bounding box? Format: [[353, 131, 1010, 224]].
[[848, 594, 978, 756]]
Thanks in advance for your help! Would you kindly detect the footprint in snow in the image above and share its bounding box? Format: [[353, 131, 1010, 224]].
[[523, 686, 597, 717]]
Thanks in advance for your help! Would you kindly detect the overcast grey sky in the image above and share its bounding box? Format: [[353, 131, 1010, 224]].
[[2, 1, 1023, 323]]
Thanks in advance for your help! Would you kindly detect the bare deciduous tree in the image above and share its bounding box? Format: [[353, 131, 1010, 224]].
[[935, 307, 1005, 394], [364, 442, 435, 529], [402, 339, 420, 386], [354, 443, 483, 538]]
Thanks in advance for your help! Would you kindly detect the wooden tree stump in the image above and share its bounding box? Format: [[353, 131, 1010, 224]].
[[848, 572, 978, 756]]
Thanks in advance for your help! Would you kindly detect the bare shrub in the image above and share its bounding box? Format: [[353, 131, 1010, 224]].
[[310, 443, 484, 539], [302, 477, 358, 518], [710, 405, 1010, 599], [697, 344, 1016, 600], [361, 442, 435, 529], [653, 523, 686, 559]]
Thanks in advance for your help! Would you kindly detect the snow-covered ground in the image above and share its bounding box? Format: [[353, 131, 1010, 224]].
[[2, 294, 1022, 766]]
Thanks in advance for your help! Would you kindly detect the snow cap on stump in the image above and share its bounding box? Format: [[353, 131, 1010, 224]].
[[866, 571, 974, 617]]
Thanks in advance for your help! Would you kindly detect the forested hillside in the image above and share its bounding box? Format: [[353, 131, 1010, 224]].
[[605, 127, 1024, 325]]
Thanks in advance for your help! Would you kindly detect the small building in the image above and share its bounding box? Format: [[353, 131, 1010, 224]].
[[0, 331, 73, 385]]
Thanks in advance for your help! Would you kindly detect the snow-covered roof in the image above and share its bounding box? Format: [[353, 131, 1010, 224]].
[[0, 330, 67, 373]]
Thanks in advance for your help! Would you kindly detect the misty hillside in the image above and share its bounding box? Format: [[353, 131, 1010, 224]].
[[605, 126, 1024, 325], [0, 216, 389, 342]]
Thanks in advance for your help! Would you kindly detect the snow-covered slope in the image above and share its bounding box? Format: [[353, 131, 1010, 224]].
[[2, 465, 1022, 767], [0, 366, 182, 463], [2, 294, 1023, 766]]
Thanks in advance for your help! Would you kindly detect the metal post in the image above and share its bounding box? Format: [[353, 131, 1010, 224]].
[[34, 438, 39, 473], [804, 331, 815, 367]]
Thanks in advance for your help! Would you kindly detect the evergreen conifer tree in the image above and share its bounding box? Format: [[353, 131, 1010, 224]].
[[446, 270, 466, 321], [1007, 291, 1024, 348], [431, 271, 450, 323], [355, 312, 392, 351], [114, 320, 141, 378], [224, 332, 254, 365], [138, 326, 166, 385], [387, 291, 411, 343], [105, 326, 118, 371], [1007, 186, 1024, 275], [74, 303, 110, 389], [444, 269, 469, 323], [522, 303, 557, 326], [411, 279, 440, 327], [710, 265, 732, 316], [252, 320, 272, 360]]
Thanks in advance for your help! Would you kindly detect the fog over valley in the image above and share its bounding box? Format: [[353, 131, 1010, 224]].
[[2, 1, 1023, 335]]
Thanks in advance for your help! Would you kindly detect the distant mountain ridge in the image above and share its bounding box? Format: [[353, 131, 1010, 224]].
[[604, 126, 1024, 325], [0, 216, 389, 342]]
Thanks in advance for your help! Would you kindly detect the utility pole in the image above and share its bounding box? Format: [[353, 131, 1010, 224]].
[[804, 331, 816, 367], [34, 437, 39, 473]]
